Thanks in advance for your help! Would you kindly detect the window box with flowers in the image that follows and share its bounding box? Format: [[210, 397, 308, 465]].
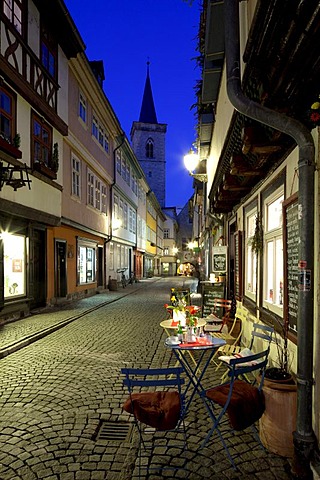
[[0, 134, 22, 159]]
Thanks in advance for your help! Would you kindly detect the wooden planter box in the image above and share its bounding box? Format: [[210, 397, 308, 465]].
[[33, 162, 57, 179], [0, 137, 22, 159]]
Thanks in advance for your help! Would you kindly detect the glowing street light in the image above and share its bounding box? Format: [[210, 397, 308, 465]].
[[184, 149, 208, 182]]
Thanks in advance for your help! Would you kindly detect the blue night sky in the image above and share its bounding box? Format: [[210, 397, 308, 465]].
[[64, 0, 201, 209]]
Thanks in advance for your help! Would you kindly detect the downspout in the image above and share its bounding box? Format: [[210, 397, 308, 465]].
[[224, 0, 316, 476]]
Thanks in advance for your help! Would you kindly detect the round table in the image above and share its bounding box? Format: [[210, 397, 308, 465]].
[[160, 318, 206, 336]]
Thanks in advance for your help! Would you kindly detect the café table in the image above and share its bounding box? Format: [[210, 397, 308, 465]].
[[160, 318, 207, 370], [165, 336, 226, 413], [160, 318, 207, 337]]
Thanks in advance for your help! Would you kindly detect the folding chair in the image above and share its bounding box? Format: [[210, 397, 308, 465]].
[[204, 298, 232, 330], [218, 322, 274, 382], [200, 348, 270, 469], [121, 367, 187, 477]]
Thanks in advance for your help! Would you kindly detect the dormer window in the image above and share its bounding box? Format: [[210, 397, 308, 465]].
[[146, 138, 154, 158]]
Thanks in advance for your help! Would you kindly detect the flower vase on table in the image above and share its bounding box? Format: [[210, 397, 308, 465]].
[[186, 326, 196, 343], [173, 309, 186, 327]]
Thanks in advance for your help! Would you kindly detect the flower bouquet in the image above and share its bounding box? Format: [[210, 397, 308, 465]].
[[309, 97, 320, 127]]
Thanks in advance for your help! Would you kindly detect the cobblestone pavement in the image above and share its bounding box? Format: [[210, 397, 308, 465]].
[[0, 277, 296, 479]]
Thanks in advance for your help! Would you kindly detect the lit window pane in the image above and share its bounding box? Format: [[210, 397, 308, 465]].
[[266, 241, 274, 302], [4, 234, 25, 298], [267, 195, 284, 231]]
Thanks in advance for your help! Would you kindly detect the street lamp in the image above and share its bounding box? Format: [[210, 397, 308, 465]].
[[183, 149, 208, 183]]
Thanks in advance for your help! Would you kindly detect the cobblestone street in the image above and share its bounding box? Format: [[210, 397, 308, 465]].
[[0, 277, 295, 479]]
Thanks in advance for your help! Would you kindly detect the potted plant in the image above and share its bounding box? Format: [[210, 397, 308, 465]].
[[259, 309, 297, 458], [250, 213, 263, 255]]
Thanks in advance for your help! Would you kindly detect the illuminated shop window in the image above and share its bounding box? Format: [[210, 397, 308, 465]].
[[3, 233, 25, 298], [78, 245, 96, 284], [245, 208, 257, 301], [263, 189, 284, 314]]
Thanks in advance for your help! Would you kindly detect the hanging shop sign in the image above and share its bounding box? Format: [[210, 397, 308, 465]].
[[212, 246, 228, 273]]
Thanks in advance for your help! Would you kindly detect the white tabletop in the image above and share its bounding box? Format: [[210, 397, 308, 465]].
[[160, 318, 206, 329]]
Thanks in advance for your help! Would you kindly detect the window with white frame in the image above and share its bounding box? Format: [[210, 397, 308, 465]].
[[101, 185, 107, 214], [263, 188, 284, 313], [164, 247, 169, 255], [92, 114, 99, 140], [119, 198, 124, 225], [131, 173, 137, 195], [78, 242, 96, 284], [95, 178, 101, 210], [164, 228, 169, 239], [245, 206, 257, 300], [79, 92, 87, 123], [129, 207, 133, 232], [87, 169, 106, 212], [72, 156, 81, 198], [104, 134, 109, 153], [109, 242, 114, 270], [132, 209, 136, 234], [128, 208, 136, 234], [98, 126, 104, 148], [87, 170, 94, 207], [116, 151, 121, 173], [124, 202, 128, 229], [3, 0, 23, 35], [113, 194, 119, 219], [126, 162, 130, 185], [121, 156, 126, 180], [91, 112, 109, 154]]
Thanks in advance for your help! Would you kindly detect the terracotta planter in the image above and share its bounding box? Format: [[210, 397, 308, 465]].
[[259, 377, 297, 457]]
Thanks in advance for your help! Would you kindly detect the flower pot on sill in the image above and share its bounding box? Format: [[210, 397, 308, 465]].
[[259, 375, 297, 458]]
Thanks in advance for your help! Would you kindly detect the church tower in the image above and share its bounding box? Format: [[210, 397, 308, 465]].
[[131, 63, 167, 208]]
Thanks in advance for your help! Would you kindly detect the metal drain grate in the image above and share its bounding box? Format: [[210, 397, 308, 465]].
[[93, 420, 133, 443]]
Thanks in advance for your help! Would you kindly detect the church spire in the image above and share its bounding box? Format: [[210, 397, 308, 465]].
[[139, 61, 158, 124]]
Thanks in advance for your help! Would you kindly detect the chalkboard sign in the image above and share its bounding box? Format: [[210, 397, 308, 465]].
[[283, 194, 298, 334], [202, 283, 225, 317], [234, 231, 242, 300]]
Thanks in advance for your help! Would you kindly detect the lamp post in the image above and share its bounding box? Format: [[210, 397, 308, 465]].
[[184, 148, 208, 275]]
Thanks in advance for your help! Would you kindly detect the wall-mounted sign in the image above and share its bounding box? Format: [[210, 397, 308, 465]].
[[212, 246, 228, 273]]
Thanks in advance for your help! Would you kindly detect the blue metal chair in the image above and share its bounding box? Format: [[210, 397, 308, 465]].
[[121, 367, 187, 477], [200, 348, 270, 469], [218, 322, 274, 382]]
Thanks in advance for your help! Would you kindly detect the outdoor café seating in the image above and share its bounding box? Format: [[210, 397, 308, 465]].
[[121, 367, 187, 477], [217, 322, 274, 382], [200, 347, 270, 469]]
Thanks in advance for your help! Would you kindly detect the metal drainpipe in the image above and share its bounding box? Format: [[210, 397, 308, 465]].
[[224, 0, 316, 476]]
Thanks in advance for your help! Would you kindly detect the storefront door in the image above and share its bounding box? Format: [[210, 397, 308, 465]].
[[55, 240, 67, 298]]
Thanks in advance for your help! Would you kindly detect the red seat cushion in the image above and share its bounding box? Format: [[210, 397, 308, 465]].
[[122, 391, 181, 431], [206, 379, 265, 431]]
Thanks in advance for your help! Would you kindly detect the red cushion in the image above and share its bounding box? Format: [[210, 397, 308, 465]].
[[122, 391, 181, 431], [206, 379, 265, 431]]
